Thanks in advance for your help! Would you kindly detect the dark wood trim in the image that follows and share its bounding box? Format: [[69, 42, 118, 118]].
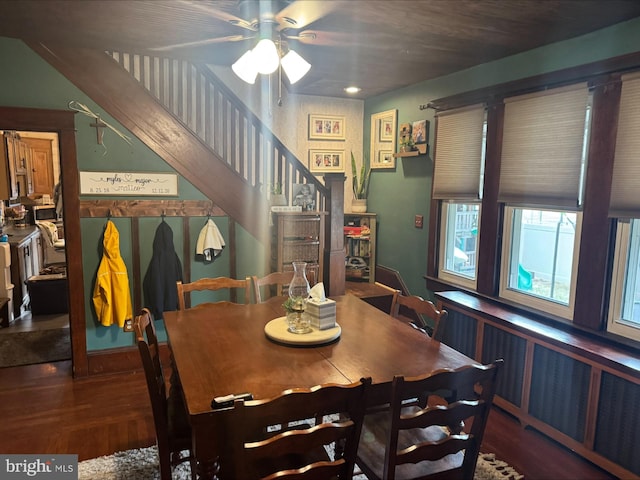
[[428, 51, 640, 111], [436, 290, 639, 479], [0, 105, 87, 377], [181, 215, 191, 287], [28, 42, 268, 243], [476, 101, 504, 296], [79, 199, 224, 217], [132, 217, 141, 313], [426, 118, 440, 279], [436, 291, 640, 378], [426, 51, 640, 347], [323, 173, 346, 296], [573, 78, 622, 330]]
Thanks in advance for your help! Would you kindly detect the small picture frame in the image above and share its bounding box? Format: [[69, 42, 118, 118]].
[[308, 114, 346, 140], [399, 122, 412, 145], [292, 183, 316, 211], [412, 120, 428, 144], [309, 149, 345, 173], [376, 149, 394, 167], [380, 118, 394, 142]]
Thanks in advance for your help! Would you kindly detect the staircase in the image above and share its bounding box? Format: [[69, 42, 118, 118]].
[[106, 51, 329, 213], [29, 43, 330, 243], [29, 43, 347, 294]]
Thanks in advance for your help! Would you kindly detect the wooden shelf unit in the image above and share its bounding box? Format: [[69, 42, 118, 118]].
[[272, 211, 326, 286], [344, 212, 377, 283]]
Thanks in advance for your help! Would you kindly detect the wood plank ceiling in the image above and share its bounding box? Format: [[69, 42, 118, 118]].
[[0, 0, 639, 99]]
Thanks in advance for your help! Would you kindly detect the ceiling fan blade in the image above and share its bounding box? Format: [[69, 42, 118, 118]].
[[285, 30, 350, 47], [179, 0, 257, 31], [149, 34, 254, 52], [275, 0, 342, 31]]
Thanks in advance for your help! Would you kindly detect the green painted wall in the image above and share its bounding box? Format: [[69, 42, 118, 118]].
[[2, 15, 640, 351], [363, 17, 640, 299], [0, 37, 262, 350]]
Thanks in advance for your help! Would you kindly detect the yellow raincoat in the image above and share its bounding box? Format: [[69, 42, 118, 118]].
[[93, 220, 133, 327]]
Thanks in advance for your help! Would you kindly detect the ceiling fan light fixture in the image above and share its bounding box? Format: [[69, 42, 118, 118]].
[[253, 38, 280, 74], [232, 50, 258, 84], [281, 49, 311, 84]]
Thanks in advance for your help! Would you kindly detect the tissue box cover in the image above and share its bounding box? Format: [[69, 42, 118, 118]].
[[306, 297, 336, 329]]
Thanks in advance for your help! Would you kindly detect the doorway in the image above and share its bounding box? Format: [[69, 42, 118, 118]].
[[0, 106, 86, 376], [0, 130, 69, 368]]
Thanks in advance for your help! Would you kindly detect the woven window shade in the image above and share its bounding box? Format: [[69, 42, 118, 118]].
[[498, 83, 589, 208], [610, 72, 640, 218], [432, 104, 485, 200]]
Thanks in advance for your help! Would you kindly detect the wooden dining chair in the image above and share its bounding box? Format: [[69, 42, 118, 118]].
[[133, 308, 196, 480], [251, 269, 317, 303], [176, 276, 251, 309], [224, 377, 371, 479], [390, 293, 448, 341], [356, 360, 503, 480]]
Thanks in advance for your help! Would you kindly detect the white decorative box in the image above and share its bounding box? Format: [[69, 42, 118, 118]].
[[306, 297, 336, 330]]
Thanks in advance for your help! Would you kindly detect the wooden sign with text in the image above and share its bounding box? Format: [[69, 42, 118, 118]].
[[79, 171, 178, 196]]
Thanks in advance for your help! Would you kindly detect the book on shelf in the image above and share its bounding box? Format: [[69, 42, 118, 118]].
[[271, 205, 303, 212]]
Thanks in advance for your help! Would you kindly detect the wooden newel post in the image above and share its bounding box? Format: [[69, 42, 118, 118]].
[[323, 173, 346, 296]]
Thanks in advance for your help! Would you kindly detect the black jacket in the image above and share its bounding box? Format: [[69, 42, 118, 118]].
[[143, 220, 183, 319]]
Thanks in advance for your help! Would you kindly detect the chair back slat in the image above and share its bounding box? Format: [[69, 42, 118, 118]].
[[177, 276, 251, 308], [251, 271, 294, 303], [357, 361, 502, 480], [226, 378, 371, 479], [252, 270, 317, 303], [133, 308, 194, 479], [390, 293, 448, 341]]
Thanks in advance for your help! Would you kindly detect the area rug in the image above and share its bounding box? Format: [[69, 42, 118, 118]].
[[0, 326, 71, 368], [78, 446, 524, 479]]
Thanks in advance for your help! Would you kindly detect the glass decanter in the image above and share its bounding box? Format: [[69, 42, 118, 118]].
[[287, 261, 311, 333]]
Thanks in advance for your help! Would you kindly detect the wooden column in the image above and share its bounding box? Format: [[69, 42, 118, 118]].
[[323, 173, 346, 296]]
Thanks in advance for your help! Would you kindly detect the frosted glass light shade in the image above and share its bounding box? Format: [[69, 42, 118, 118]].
[[232, 50, 258, 84], [281, 49, 311, 84], [253, 39, 279, 74]]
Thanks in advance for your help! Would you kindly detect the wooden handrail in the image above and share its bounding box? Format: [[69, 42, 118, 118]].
[[107, 51, 328, 212]]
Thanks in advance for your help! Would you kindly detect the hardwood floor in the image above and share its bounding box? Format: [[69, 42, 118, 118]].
[[0, 360, 616, 479]]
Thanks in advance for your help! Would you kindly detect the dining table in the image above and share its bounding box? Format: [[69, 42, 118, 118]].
[[163, 293, 477, 479]]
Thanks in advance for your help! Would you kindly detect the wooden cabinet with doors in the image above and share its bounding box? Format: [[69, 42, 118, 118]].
[[15, 135, 33, 196], [0, 131, 39, 200], [21, 136, 55, 197], [0, 131, 20, 200], [8, 227, 41, 318], [271, 211, 325, 287]]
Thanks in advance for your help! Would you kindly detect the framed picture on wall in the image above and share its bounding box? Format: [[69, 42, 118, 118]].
[[309, 149, 345, 172], [380, 118, 394, 141], [292, 183, 316, 211], [399, 122, 412, 145], [308, 114, 346, 140], [412, 120, 428, 144], [375, 149, 394, 168]]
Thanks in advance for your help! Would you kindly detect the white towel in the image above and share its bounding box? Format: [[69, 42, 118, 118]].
[[195, 218, 225, 262]]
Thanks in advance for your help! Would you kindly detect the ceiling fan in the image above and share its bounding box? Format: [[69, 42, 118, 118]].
[[150, 0, 338, 50], [149, 0, 344, 83]]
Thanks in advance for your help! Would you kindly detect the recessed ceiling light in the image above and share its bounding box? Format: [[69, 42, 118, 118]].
[[344, 86, 361, 94]]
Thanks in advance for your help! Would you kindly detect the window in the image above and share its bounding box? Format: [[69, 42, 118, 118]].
[[500, 207, 581, 319], [609, 220, 640, 341], [438, 202, 480, 288], [432, 105, 486, 289], [496, 83, 590, 319], [607, 73, 640, 341]]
